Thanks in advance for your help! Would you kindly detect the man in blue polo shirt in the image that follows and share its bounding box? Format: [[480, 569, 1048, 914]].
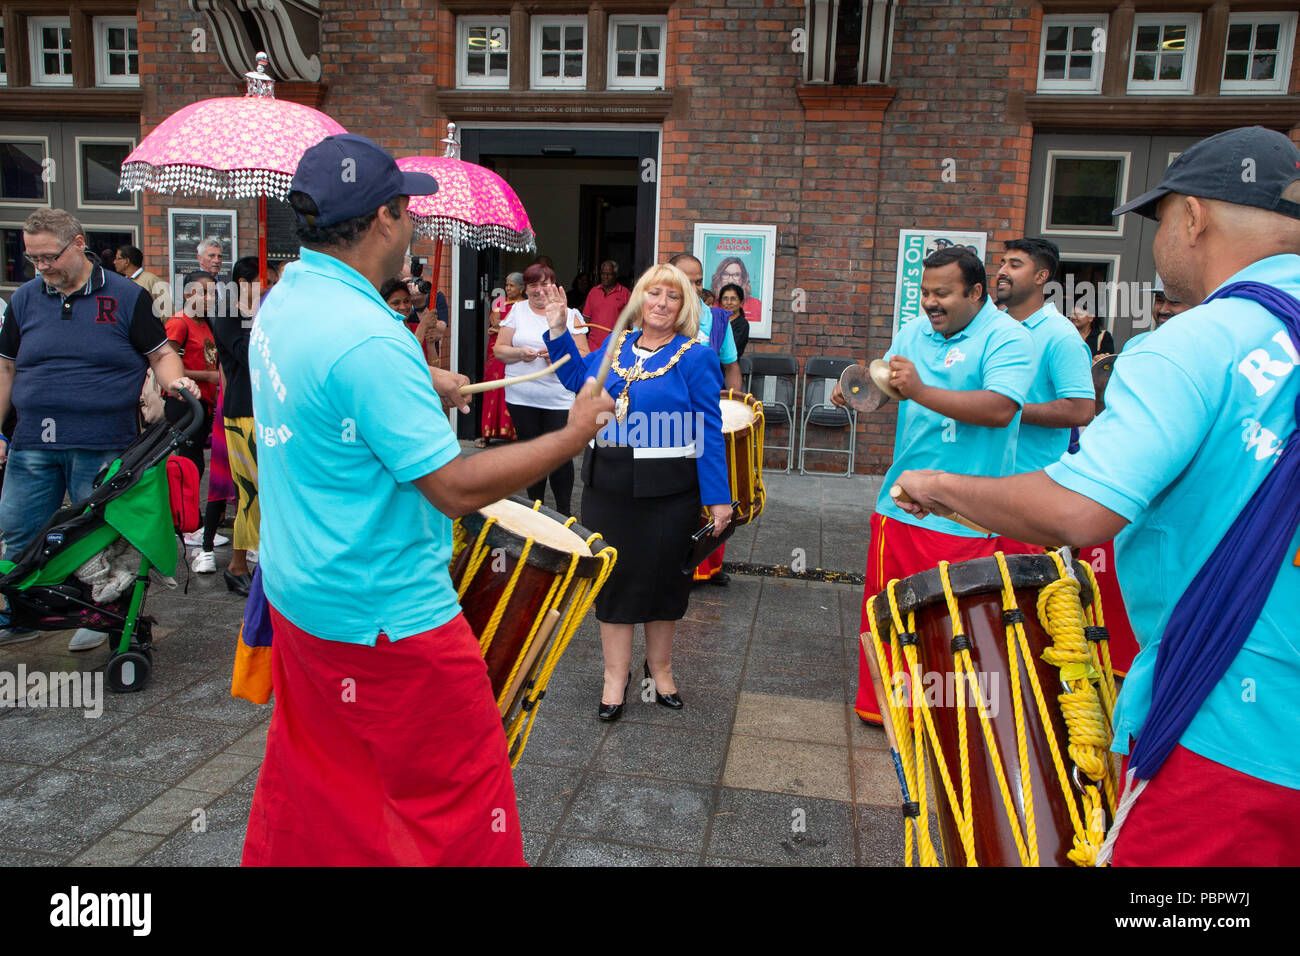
[[241, 134, 613, 867], [831, 245, 1036, 723], [893, 126, 1300, 865], [0, 209, 197, 650], [994, 237, 1094, 471]]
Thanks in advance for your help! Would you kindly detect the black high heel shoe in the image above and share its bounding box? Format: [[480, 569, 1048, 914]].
[[643, 660, 684, 710], [598, 672, 632, 721]]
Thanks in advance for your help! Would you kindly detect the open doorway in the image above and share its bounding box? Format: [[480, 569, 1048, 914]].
[[453, 127, 660, 440]]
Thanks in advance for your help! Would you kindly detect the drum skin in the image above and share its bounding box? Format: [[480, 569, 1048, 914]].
[[452, 497, 606, 699], [870, 554, 1101, 867]]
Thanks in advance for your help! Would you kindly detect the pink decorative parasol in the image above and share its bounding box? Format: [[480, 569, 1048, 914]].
[[397, 130, 536, 254], [119, 96, 344, 199], [118, 53, 347, 285]]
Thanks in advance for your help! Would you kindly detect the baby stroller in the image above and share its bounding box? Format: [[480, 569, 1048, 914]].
[[0, 390, 205, 693]]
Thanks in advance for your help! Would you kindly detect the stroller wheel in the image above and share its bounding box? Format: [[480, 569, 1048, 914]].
[[106, 649, 152, 693]]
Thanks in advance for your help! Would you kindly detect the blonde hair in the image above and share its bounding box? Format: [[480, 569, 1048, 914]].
[[619, 263, 700, 340]]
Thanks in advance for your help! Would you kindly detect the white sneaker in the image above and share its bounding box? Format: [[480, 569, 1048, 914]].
[[245, 549, 258, 565], [184, 531, 229, 548], [68, 628, 108, 652], [191, 549, 216, 573]]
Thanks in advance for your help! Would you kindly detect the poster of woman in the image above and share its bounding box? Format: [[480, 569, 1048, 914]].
[[692, 223, 776, 339]]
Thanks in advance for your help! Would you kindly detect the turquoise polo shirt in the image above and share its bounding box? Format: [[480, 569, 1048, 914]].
[[1045, 254, 1300, 787], [697, 300, 738, 364], [251, 247, 462, 645], [876, 297, 1035, 536], [1014, 302, 1095, 472]]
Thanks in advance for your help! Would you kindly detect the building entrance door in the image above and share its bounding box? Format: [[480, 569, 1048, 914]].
[[1027, 132, 1198, 347], [451, 127, 659, 440]]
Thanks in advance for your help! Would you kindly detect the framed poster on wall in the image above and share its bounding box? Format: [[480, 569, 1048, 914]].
[[692, 223, 776, 340], [892, 229, 987, 336], [168, 208, 236, 287]]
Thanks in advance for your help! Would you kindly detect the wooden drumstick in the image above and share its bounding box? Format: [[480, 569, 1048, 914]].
[[890, 484, 994, 536], [500, 608, 563, 718], [459, 354, 571, 395], [590, 309, 634, 397]]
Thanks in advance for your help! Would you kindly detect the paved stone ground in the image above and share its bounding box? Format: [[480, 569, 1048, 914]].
[[0, 450, 908, 867]]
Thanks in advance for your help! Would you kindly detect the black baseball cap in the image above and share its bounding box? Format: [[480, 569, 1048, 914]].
[[290, 134, 437, 227], [1113, 126, 1300, 221]]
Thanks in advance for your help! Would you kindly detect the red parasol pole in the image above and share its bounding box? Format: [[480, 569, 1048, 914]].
[[258, 195, 267, 291]]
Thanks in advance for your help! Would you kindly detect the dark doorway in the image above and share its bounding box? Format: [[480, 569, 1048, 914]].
[[452, 128, 660, 440], [578, 184, 637, 291]]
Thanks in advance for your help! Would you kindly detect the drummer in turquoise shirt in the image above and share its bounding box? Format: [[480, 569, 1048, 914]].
[[992, 239, 1095, 472], [873, 253, 1036, 538]]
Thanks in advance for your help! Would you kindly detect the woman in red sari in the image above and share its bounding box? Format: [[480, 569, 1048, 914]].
[[476, 272, 521, 447]]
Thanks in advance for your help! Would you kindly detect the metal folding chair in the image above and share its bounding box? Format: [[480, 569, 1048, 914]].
[[746, 353, 798, 474], [798, 356, 857, 476]]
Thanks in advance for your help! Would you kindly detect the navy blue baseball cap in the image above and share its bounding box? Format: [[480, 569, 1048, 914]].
[[290, 133, 437, 227], [1114, 126, 1300, 221]]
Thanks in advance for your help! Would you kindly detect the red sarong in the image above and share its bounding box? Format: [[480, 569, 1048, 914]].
[[1114, 744, 1300, 866], [1076, 539, 1138, 675], [693, 543, 725, 581], [241, 605, 525, 867], [855, 513, 1037, 723]]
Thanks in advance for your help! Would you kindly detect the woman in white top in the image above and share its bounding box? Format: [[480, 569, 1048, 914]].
[[494, 262, 589, 514]]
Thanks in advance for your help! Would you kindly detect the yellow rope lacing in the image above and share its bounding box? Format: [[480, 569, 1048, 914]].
[[866, 551, 1119, 866], [452, 507, 619, 768]]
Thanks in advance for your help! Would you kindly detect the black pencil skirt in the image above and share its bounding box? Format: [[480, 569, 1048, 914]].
[[580, 448, 700, 624]]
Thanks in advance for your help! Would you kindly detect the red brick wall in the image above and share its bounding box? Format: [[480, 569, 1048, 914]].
[[137, 0, 256, 275], [660, 2, 1038, 473]]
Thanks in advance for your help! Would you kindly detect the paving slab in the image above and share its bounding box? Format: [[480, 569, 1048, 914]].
[[0, 469, 910, 867]]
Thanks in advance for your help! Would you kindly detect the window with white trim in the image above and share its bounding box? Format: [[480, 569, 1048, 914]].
[[1041, 150, 1130, 238], [607, 16, 665, 90], [1127, 15, 1199, 94], [1220, 12, 1296, 95], [1, 23, 8, 86], [29, 18, 74, 87], [1037, 15, 1106, 93], [0, 139, 50, 204], [457, 17, 510, 89], [531, 17, 586, 89], [94, 17, 140, 87]]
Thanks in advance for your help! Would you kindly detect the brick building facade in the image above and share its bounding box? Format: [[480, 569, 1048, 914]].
[[89, 1, 1300, 467]]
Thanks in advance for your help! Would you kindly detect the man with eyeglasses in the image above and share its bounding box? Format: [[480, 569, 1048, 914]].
[[0, 209, 199, 650]]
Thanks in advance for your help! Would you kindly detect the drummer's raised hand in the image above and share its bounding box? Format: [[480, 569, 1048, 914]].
[[541, 283, 570, 335], [430, 367, 472, 414], [708, 503, 733, 537], [566, 376, 616, 440]]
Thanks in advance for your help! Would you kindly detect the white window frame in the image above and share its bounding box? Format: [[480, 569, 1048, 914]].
[[456, 17, 510, 90], [1037, 15, 1106, 94], [1040, 149, 1131, 239], [29, 17, 74, 87], [1127, 14, 1200, 94], [93, 16, 140, 88], [75, 136, 139, 211], [0, 135, 52, 207], [1058, 254, 1123, 329], [531, 16, 587, 90], [607, 15, 666, 90], [1220, 12, 1296, 95], [2, 219, 37, 292]]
